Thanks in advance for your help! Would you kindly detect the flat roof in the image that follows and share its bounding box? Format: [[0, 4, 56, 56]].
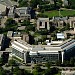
[[0, 4, 6, 12], [7, 31, 13, 37], [38, 18, 49, 21], [11, 40, 62, 52], [11, 39, 75, 53]]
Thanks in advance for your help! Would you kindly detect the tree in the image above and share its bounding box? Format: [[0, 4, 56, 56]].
[[32, 69, 39, 75], [44, 68, 51, 75], [32, 64, 42, 75], [53, 0, 57, 7], [44, 67, 59, 75], [34, 64, 42, 72], [57, 0, 62, 7], [5, 18, 18, 31], [45, 62, 52, 69], [65, 23, 70, 30], [0, 67, 6, 75], [30, 0, 42, 8], [55, 60, 61, 66], [68, 0, 75, 9], [70, 57, 74, 66], [25, 24, 35, 33], [63, 60, 70, 67], [0, 57, 3, 65], [21, 20, 30, 26], [18, 0, 28, 7], [13, 67, 23, 75], [8, 59, 17, 66], [13, 67, 32, 75]]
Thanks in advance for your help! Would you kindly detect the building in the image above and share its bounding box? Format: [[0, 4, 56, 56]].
[[17, 26, 26, 30], [68, 17, 75, 28], [50, 17, 68, 28], [0, 4, 7, 15], [11, 38, 75, 64], [37, 18, 50, 30], [7, 31, 13, 39], [50, 17, 75, 29], [11, 39, 61, 63], [57, 33, 65, 39], [12, 32, 21, 41], [8, 6, 15, 18], [15, 7, 31, 19], [62, 0, 68, 6], [21, 33, 29, 43]]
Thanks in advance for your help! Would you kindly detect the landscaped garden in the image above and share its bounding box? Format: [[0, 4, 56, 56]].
[[42, 9, 75, 17]]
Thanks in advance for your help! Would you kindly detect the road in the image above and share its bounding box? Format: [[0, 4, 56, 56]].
[[2, 65, 32, 71], [2, 64, 75, 72]]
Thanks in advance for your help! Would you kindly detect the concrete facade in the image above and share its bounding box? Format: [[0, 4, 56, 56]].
[[37, 18, 50, 30]]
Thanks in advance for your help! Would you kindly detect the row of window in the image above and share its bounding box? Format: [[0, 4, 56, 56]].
[[12, 48, 24, 59]]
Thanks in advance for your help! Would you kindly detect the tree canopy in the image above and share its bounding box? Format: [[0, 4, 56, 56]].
[[5, 18, 18, 31]]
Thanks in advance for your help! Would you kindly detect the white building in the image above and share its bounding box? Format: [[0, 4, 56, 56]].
[[11, 38, 75, 64]]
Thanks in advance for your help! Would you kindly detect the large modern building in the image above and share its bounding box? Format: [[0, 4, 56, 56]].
[[11, 38, 75, 64]]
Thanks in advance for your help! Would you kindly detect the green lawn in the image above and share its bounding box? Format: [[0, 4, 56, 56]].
[[42, 9, 75, 17]]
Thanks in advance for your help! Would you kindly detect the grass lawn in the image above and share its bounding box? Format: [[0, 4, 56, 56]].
[[42, 9, 75, 17]]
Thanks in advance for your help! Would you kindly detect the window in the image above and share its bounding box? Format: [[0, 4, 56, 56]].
[[40, 21, 42, 26], [45, 22, 47, 29]]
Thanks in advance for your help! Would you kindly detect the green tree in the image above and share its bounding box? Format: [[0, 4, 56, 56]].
[[32, 64, 42, 75], [70, 57, 75, 67], [13, 67, 23, 75], [63, 60, 70, 67], [13, 67, 32, 75], [5, 18, 18, 31], [65, 23, 70, 30], [45, 62, 52, 69], [0, 67, 6, 75], [21, 20, 30, 26], [44, 67, 59, 75], [55, 60, 61, 66], [68, 0, 75, 9], [30, 0, 42, 8], [18, 0, 28, 7], [8, 59, 17, 66], [0, 57, 3, 65], [25, 25, 35, 33], [44, 68, 52, 75]]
